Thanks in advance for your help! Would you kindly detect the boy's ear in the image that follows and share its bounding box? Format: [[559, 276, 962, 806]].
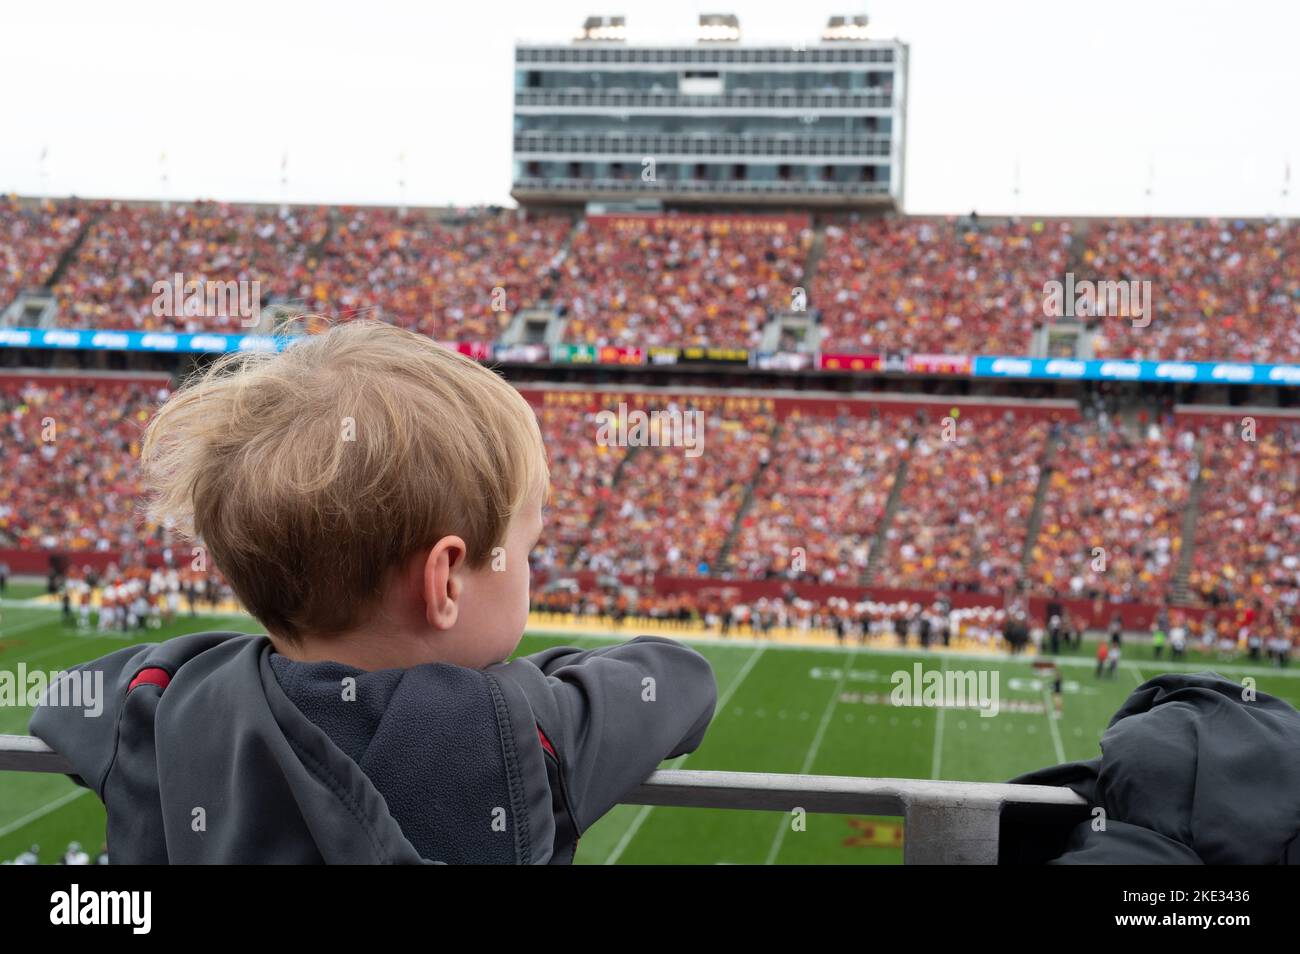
[[423, 536, 467, 631]]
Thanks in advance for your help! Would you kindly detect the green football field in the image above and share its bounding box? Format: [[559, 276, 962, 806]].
[[4, 592, 1299, 864]]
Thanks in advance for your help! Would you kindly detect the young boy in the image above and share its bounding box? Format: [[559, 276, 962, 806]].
[[30, 321, 717, 864]]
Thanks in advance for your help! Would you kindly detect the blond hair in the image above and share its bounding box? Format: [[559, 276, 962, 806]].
[[141, 320, 547, 641]]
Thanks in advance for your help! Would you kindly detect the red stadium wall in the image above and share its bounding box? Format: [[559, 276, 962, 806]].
[[0, 370, 172, 390], [559, 571, 1205, 632], [519, 386, 1081, 423], [0, 548, 167, 575]]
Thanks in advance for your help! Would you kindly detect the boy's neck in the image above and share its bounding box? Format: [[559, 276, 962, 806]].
[[269, 629, 457, 672]]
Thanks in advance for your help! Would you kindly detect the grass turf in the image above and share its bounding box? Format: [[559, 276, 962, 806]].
[[3, 606, 1298, 864]]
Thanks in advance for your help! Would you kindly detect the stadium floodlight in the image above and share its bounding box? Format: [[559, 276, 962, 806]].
[[696, 13, 741, 43], [822, 14, 872, 42], [575, 15, 627, 43]]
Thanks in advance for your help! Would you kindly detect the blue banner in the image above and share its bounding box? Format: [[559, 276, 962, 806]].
[[971, 355, 1300, 387], [0, 327, 290, 354], [2, 326, 1298, 387]]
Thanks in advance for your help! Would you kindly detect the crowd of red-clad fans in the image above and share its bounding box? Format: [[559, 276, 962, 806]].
[[728, 412, 910, 584], [0, 379, 167, 553], [52, 201, 326, 331], [298, 208, 568, 339], [1, 380, 1295, 638], [0, 197, 84, 315], [813, 217, 1075, 355], [553, 216, 810, 348], [46, 201, 569, 336], [570, 401, 775, 577], [1189, 420, 1300, 619], [1084, 219, 1300, 363], [880, 413, 1051, 594], [1027, 416, 1197, 604], [3, 196, 1298, 363], [528, 401, 629, 578]]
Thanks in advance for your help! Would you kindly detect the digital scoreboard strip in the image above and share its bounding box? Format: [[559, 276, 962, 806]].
[[2, 327, 1297, 387]]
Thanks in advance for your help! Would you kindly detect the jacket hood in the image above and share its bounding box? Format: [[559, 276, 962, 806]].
[[30, 632, 429, 864]]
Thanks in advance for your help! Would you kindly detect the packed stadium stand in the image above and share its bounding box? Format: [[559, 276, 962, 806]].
[[3, 364, 1294, 642], [0, 197, 1296, 648], [0, 197, 85, 316], [1025, 418, 1197, 604], [551, 395, 776, 577], [813, 217, 1075, 355], [44, 201, 571, 336], [51, 201, 327, 332], [300, 207, 569, 338], [1083, 218, 1300, 363], [0, 376, 168, 553], [3, 197, 1294, 364], [728, 411, 911, 584], [878, 411, 1052, 594], [553, 214, 810, 348], [1187, 418, 1300, 614]]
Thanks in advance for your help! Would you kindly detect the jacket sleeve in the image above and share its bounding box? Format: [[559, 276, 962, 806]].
[[487, 636, 716, 835]]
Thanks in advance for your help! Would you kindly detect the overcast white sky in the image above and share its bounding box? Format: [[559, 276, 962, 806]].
[[1, 0, 1296, 217]]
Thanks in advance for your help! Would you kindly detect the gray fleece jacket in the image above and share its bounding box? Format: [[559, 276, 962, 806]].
[[29, 632, 717, 864]]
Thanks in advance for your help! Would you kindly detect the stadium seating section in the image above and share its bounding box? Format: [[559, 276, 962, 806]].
[[554, 216, 809, 348], [2, 198, 1295, 362], [5, 378, 1295, 623], [813, 218, 1074, 355], [0, 378, 168, 553]]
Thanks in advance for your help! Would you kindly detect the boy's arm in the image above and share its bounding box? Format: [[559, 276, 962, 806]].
[[487, 636, 716, 835]]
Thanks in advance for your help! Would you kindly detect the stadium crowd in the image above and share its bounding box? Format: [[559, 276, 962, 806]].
[[298, 207, 569, 339], [3, 198, 1297, 364], [0, 372, 1294, 647], [569, 405, 775, 577], [528, 402, 630, 577], [812, 216, 1075, 355], [52, 201, 327, 331], [46, 201, 569, 336], [1189, 420, 1300, 617], [0, 197, 85, 314], [0, 380, 166, 553], [1027, 416, 1197, 603], [879, 413, 1052, 593], [1083, 218, 1300, 363], [554, 216, 811, 348], [727, 412, 911, 583]]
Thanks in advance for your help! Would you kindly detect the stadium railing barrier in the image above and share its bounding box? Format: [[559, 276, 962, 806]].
[[0, 734, 1089, 864]]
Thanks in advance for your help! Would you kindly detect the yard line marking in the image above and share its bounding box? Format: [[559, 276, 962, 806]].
[[0, 787, 92, 839], [1042, 689, 1066, 765], [604, 645, 766, 865], [930, 656, 946, 780], [0, 615, 65, 641], [0, 636, 90, 666], [1130, 665, 1145, 686], [764, 649, 854, 865]]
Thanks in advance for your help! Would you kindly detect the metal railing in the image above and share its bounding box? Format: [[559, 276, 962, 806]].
[[514, 133, 893, 158], [514, 91, 894, 111], [514, 46, 899, 68], [511, 177, 891, 197], [0, 734, 1087, 864]]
